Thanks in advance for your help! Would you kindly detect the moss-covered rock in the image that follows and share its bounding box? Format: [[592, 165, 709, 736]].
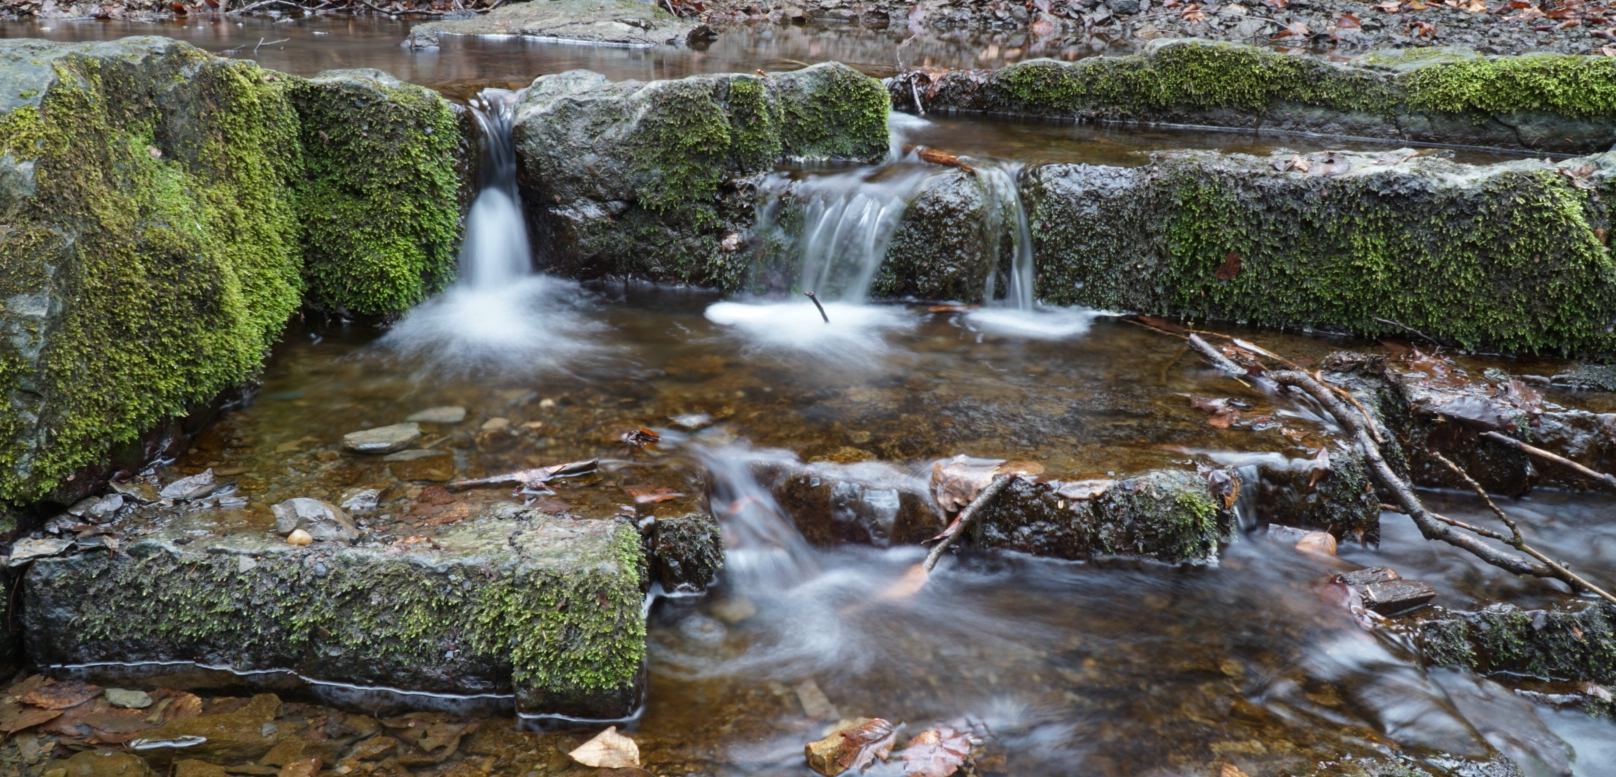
[[287, 69, 464, 318], [1414, 602, 1616, 685], [650, 512, 724, 594], [896, 39, 1616, 153], [23, 507, 648, 719], [0, 38, 304, 507], [1023, 150, 1616, 360], [513, 63, 889, 289], [874, 167, 1000, 302]]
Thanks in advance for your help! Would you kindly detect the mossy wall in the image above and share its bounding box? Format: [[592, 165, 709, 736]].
[[1417, 602, 1616, 685], [287, 70, 463, 318], [24, 516, 648, 718], [904, 40, 1616, 153], [0, 38, 304, 506], [1025, 152, 1616, 360]]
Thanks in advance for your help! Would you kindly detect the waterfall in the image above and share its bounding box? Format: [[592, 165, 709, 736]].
[[762, 165, 932, 304], [694, 445, 821, 592], [976, 161, 1035, 312], [459, 88, 531, 288]]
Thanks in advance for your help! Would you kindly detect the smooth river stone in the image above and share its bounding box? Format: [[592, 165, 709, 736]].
[[384, 449, 455, 482], [342, 423, 421, 454], [406, 406, 467, 424]]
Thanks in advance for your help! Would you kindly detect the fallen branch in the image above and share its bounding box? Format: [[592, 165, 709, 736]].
[[804, 290, 830, 324], [254, 37, 289, 53], [923, 474, 1015, 573], [1480, 430, 1616, 493], [448, 459, 598, 491], [1372, 316, 1445, 348], [901, 144, 975, 173], [1429, 450, 1616, 606]]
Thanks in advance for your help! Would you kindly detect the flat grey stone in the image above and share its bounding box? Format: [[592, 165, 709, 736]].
[[342, 423, 421, 455], [105, 688, 153, 709], [271, 498, 359, 543], [406, 406, 467, 424], [7, 537, 73, 568]]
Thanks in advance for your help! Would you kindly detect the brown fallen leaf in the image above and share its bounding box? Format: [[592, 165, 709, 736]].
[[278, 757, 322, 777], [805, 718, 898, 776], [1191, 397, 1241, 429], [931, 455, 1005, 513], [1222, 763, 1254, 777], [1338, 12, 1362, 27], [0, 700, 62, 734], [21, 680, 102, 710], [1030, 18, 1056, 36], [625, 486, 684, 505], [1295, 531, 1338, 556], [1214, 250, 1242, 281], [569, 726, 640, 769], [901, 725, 973, 777]]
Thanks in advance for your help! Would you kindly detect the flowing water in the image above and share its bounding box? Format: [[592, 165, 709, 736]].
[[6, 17, 1616, 777]]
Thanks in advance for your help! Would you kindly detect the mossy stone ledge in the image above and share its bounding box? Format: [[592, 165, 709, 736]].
[[895, 39, 1616, 153], [288, 68, 465, 319], [513, 62, 889, 289], [23, 508, 649, 719], [1412, 602, 1616, 687], [1022, 149, 1616, 360], [0, 38, 305, 511]]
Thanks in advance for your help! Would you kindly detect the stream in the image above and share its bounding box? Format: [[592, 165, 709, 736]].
[[3, 15, 1615, 777]]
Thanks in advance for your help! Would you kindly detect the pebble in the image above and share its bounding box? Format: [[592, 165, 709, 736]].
[[105, 688, 153, 709], [341, 423, 421, 455], [286, 529, 314, 546], [340, 489, 382, 515], [159, 468, 218, 501], [272, 498, 359, 542], [480, 417, 511, 433], [406, 406, 467, 424]]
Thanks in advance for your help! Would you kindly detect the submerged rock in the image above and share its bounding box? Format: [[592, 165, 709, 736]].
[[342, 423, 422, 455], [404, 0, 706, 50], [896, 39, 1616, 153], [384, 449, 456, 482], [45, 749, 159, 777], [514, 62, 889, 289], [406, 406, 468, 424], [24, 509, 648, 719]]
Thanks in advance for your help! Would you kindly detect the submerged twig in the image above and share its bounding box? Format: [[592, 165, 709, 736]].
[[902, 144, 976, 173], [923, 474, 1015, 573], [254, 37, 289, 53], [447, 459, 598, 491], [1430, 450, 1616, 606], [804, 290, 830, 325], [1372, 316, 1445, 348], [1480, 430, 1616, 493]]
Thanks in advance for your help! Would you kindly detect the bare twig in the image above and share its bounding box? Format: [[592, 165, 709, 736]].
[[902, 144, 975, 173], [804, 291, 829, 324], [1429, 450, 1616, 606], [1187, 334, 1249, 379], [923, 474, 1015, 573], [448, 459, 597, 491], [254, 37, 289, 53], [1372, 316, 1445, 348], [1480, 431, 1616, 493]]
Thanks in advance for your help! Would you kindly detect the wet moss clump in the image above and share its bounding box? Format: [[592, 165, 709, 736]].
[[1416, 602, 1616, 684], [1402, 54, 1616, 118], [287, 70, 463, 318], [0, 38, 304, 506]]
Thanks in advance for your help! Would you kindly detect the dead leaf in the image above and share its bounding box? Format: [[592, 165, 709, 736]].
[[1273, 20, 1310, 37], [805, 718, 898, 776], [1265, 0, 1288, 7], [1031, 18, 1056, 35], [569, 726, 640, 769], [1214, 250, 1242, 281], [625, 486, 684, 504], [0, 701, 62, 734], [1338, 12, 1362, 27], [1295, 531, 1338, 556], [901, 725, 973, 777], [931, 455, 1005, 513], [21, 680, 102, 710], [1191, 397, 1240, 429], [1222, 764, 1254, 777], [1375, 0, 1401, 11], [1602, 45, 1616, 56], [1054, 479, 1113, 501]]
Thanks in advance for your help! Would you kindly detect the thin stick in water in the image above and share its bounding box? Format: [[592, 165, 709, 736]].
[[1480, 430, 1616, 493], [923, 474, 1015, 573], [804, 290, 830, 324]]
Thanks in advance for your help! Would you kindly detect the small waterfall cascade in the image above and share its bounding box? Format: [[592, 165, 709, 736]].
[[976, 161, 1036, 312], [458, 88, 531, 288], [695, 445, 821, 592]]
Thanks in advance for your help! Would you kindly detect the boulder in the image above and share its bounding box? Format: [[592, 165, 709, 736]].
[[874, 168, 1000, 302], [270, 497, 359, 542], [24, 508, 649, 719], [1413, 601, 1616, 686], [404, 0, 707, 50], [1021, 150, 1616, 360], [894, 39, 1616, 153], [514, 63, 889, 289], [1, 38, 303, 507], [287, 69, 465, 318]]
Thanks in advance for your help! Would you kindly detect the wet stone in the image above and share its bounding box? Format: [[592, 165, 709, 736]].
[[651, 513, 724, 594], [342, 423, 422, 455], [406, 406, 467, 424], [160, 469, 219, 501], [270, 498, 359, 543], [105, 688, 154, 709], [6, 537, 73, 568], [384, 449, 456, 482]]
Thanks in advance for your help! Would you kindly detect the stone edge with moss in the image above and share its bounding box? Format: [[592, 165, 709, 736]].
[[898, 39, 1616, 153], [286, 69, 463, 319], [22, 512, 648, 719], [1413, 602, 1616, 687], [0, 38, 304, 509]]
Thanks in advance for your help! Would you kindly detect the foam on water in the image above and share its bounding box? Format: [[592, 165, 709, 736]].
[[703, 300, 913, 364], [963, 306, 1104, 340]]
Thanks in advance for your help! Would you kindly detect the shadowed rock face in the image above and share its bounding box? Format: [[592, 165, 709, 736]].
[[23, 507, 649, 720], [512, 62, 890, 290], [1411, 601, 1616, 687]]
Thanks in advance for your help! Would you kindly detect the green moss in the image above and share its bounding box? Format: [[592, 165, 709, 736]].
[[724, 75, 782, 173], [0, 105, 45, 156], [287, 73, 462, 318], [0, 47, 303, 505], [1092, 469, 1228, 562], [991, 42, 1394, 118], [629, 78, 734, 223], [1417, 619, 1477, 668], [1017, 155, 1616, 359], [1416, 604, 1616, 684], [775, 63, 889, 161], [1403, 54, 1616, 118]]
